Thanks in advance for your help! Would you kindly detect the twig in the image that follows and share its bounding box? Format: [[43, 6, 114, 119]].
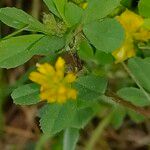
[[106, 91, 150, 118]]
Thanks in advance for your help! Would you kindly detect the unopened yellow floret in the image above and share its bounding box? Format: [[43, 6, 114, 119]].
[[112, 10, 150, 63]]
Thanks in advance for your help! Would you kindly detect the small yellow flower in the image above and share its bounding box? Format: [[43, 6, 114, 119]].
[[116, 9, 144, 33], [112, 35, 135, 63], [29, 57, 77, 104], [112, 10, 150, 63]]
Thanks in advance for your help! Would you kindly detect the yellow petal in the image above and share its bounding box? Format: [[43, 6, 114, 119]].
[[117, 9, 144, 33], [55, 57, 65, 79], [37, 63, 55, 75], [57, 95, 67, 103], [134, 29, 150, 41], [64, 73, 76, 83], [127, 48, 135, 58], [55, 57, 65, 71], [40, 87, 56, 103], [29, 72, 47, 85], [112, 37, 135, 63], [68, 89, 77, 100], [113, 47, 135, 63]]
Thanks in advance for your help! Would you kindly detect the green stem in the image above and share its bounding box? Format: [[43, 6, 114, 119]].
[[85, 113, 112, 150], [122, 62, 150, 102]]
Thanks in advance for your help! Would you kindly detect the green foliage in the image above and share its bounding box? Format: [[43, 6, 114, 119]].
[[143, 18, 150, 30], [39, 101, 96, 135], [78, 40, 114, 64], [43, 0, 60, 17], [83, 18, 125, 53], [0, 35, 65, 68], [76, 75, 107, 94], [139, 0, 150, 18], [78, 40, 94, 61], [94, 51, 114, 64], [127, 109, 145, 123], [0, 34, 43, 68], [53, 0, 67, 20], [0, 7, 46, 33], [121, 0, 133, 8], [118, 87, 150, 106], [84, 0, 121, 23], [11, 84, 40, 105], [34, 74, 106, 135], [128, 57, 150, 92], [112, 86, 150, 127], [65, 2, 83, 26], [111, 106, 126, 129], [74, 75, 107, 108]]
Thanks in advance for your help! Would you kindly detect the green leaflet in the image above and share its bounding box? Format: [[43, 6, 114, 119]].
[[77, 40, 94, 61], [117, 87, 150, 107], [128, 57, 150, 92], [73, 75, 107, 108], [84, 0, 121, 23], [65, 2, 83, 26], [53, 0, 67, 22], [43, 0, 61, 17], [29, 35, 65, 55], [94, 51, 114, 64], [0, 7, 46, 33], [111, 106, 126, 129], [83, 18, 125, 53], [38, 102, 77, 135], [111, 85, 150, 126], [127, 109, 145, 123], [0, 34, 65, 68], [11, 83, 40, 105], [39, 101, 97, 136]]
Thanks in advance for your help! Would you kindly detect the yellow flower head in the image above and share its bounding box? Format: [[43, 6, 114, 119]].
[[112, 35, 135, 63], [117, 9, 144, 33], [113, 9, 150, 63], [29, 57, 77, 104]]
